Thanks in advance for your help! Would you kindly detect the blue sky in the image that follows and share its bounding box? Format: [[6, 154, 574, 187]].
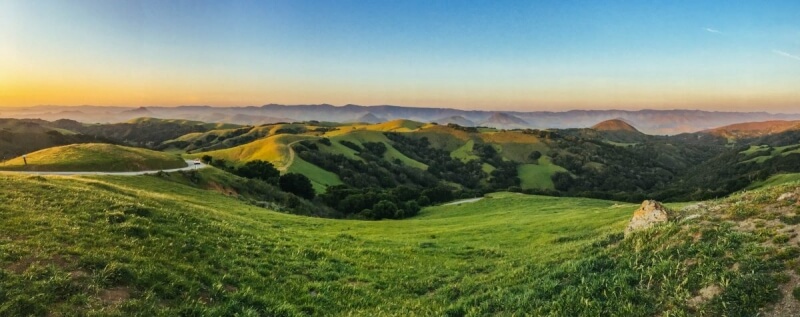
[[1, 0, 799, 111]]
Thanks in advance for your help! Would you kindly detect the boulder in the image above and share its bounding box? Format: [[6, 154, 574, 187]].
[[625, 200, 671, 237], [777, 192, 797, 203]]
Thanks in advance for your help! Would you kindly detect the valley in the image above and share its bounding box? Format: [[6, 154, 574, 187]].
[[1, 115, 799, 316]]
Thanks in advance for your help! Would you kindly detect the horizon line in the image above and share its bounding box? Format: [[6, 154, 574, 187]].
[[2, 104, 797, 115]]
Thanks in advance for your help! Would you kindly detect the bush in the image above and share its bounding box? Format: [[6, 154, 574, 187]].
[[279, 173, 315, 200], [234, 160, 280, 184]]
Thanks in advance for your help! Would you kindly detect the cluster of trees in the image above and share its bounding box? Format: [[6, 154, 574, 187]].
[[520, 129, 558, 139], [446, 123, 479, 133], [471, 143, 521, 190], [294, 141, 439, 189], [274, 126, 306, 135], [203, 156, 315, 200], [52, 119, 209, 148], [385, 133, 486, 189], [538, 131, 800, 202], [321, 184, 457, 219], [649, 146, 800, 201], [292, 138, 473, 219]]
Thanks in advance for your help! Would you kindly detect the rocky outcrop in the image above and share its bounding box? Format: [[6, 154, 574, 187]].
[[625, 200, 672, 237], [777, 192, 798, 203]]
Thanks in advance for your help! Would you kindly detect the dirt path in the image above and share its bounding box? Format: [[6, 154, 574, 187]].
[[278, 141, 302, 172], [0, 160, 207, 176], [442, 197, 484, 206]]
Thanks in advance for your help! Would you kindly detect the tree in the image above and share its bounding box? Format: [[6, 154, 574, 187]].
[[211, 158, 228, 169], [235, 160, 280, 184], [372, 200, 398, 220], [363, 142, 387, 156], [279, 173, 316, 200], [528, 150, 542, 162], [201, 155, 213, 164]]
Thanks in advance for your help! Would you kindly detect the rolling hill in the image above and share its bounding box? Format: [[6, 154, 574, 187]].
[[178, 118, 800, 203], [591, 119, 640, 132], [0, 143, 187, 172], [6, 116, 797, 207], [352, 113, 384, 124], [434, 115, 476, 127], [0, 118, 109, 160], [0, 168, 797, 315], [704, 120, 800, 139], [480, 112, 528, 128]]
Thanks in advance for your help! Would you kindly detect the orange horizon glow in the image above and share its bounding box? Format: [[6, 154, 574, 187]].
[[2, 1, 799, 113]]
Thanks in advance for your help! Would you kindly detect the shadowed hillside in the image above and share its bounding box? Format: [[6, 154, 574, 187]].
[[0, 143, 186, 172]]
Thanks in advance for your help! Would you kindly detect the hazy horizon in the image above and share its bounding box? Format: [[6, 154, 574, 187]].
[[2, 1, 799, 112], [4, 103, 800, 115]]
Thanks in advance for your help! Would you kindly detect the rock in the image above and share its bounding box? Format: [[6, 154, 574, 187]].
[[777, 192, 797, 203], [625, 200, 671, 237]]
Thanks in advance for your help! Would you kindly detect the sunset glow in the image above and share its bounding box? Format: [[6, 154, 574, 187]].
[[2, 0, 799, 111]]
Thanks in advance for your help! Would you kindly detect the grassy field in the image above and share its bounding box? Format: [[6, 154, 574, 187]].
[[285, 157, 344, 193], [748, 172, 800, 189], [740, 144, 800, 164], [326, 130, 427, 170], [0, 144, 187, 172], [450, 139, 480, 162], [190, 134, 313, 168], [1, 170, 798, 315], [517, 156, 568, 189]]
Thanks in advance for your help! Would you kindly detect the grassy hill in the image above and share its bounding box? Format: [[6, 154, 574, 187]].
[[706, 120, 800, 140], [140, 118, 800, 203], [1, 171, 798, 315], [0, 144, 186, 172], [126, 117, 242, 130], [0, 118, 107, 160], [518, 156, 568, 190]]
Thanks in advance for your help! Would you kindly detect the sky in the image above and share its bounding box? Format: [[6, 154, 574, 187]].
[[1, 0, 799, 112]]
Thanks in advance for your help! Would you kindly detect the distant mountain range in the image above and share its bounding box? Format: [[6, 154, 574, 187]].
[[3, 104, 800, 134]]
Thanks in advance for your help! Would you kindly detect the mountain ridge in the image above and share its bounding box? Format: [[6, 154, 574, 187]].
[[4, 104, 800, 135]]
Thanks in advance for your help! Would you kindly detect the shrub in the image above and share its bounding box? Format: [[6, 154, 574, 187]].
[[279, 173, 315, 200]]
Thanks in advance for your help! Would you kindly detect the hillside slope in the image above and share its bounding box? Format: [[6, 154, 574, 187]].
[[705, 120, 800, 139], [591, 119, 640, 132], [0, 118, 107, 160], [0, 144, 186, 172], [0, 173, 798, 315]]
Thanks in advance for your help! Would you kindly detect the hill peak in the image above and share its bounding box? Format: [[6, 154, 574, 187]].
[[591, 119, 640, 132], [482, 112, 528, 126], [354, 112, 384, 124]]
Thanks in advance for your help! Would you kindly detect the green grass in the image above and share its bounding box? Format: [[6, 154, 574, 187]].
[[517, 156, 568, 189], [740, 145, 770, 155], [190, 134, 313, 168], [0, 175, 630, 315], [0, 144, 186, 172], [739, 144, 800, 164], [0, 173, 797, 315], [450, 139, 480, 162], [328, 131, 427, 170], [605, 141, 637, 147], [748, 173, 800, 189], [286, 157, 343, 193]]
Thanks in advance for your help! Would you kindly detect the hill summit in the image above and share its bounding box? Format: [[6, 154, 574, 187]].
[[591, 119, 640, 132], [481, 112, 528, 127], [704, 120, 800, 139], [354, 112, 384, 124]]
